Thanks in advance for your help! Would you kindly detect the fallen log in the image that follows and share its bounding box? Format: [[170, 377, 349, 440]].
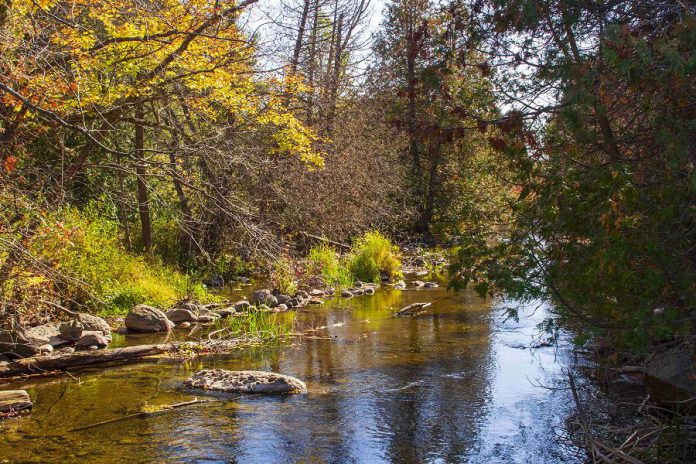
[[0, 389, 32, 416], [394, 302, 432, 317], [0, 343, 176, 379]]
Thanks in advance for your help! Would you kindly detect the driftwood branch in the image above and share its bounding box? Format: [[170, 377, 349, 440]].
[[0, 344, 176, 378], [69, 398, 216, 432], [394, 302, 432, 316]]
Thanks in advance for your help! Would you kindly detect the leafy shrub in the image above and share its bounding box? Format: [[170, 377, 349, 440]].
[[28, 207, 213, 315], [347, 231, 402, 283], [271, 256, 298, 295], [306, 244, 353, 288]]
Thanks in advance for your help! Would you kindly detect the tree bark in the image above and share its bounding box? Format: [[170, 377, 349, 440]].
[[290, 0, 311, 75], [134, 105, 152, 252]]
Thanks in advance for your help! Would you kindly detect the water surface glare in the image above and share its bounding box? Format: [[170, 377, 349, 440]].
[[0, 286, 580, 463]]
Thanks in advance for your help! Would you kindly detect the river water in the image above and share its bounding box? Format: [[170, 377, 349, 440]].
[[0, 284, 584, 463]]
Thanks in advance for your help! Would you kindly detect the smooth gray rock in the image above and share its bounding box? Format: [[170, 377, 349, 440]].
[[364, 287, 375, 295], [166, 308, 198, 323], [413, 280, 426, 287], [341, 290, 353, 298], [125, 305, 174, 333], [184, 369, 307, 394], [219, 307, 236, 318], [276, 304, 288, 312], [252, 290, 278, 307], [393, 281, 407, 290], [276, 294, 292, 305], [0, 328, 39, 359], [76, 331, 109, 349], [424, 282, 439, 288], [233, 300, 251, 312], [77, 313, 112, 337], [59, 320, 84, 341]]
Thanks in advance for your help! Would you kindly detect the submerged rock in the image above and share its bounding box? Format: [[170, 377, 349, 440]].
[[393, 281, 407, 290], [364, 287, 375, 295], [340, 290, 353, 298], [424, 282, 439, 288], [413, 280, 425, 288], [184, 369, 307, 394], [125, 305, 174, 333]]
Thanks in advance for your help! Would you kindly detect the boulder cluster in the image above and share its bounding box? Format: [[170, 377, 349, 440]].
[[0, 313, 112, 360]]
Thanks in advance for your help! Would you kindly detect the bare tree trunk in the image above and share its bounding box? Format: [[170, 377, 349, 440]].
[[306, 0, 320, 124], [290, 0, 311, 75], [134, 106, 152, 252], [325, 12, 344, 134]]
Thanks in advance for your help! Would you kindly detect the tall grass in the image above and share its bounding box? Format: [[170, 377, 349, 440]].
[[347, 231, 402, 283], [219, 310, 294, 340], [306, 231, 402, 287], [307, 244, 353, 288], [27, 207, 214, 315]]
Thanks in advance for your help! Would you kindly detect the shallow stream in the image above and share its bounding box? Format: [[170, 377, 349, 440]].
[[0, 284, 583, 463]]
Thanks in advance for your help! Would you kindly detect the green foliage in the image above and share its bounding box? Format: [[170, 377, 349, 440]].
[[271, 256, 298, 295], [29, 207, 213, 315], [307, 244, 352, 288], [347, 231, 402, 283]]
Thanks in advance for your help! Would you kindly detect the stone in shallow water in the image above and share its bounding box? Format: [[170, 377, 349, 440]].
[[184, 369, 307, 394]]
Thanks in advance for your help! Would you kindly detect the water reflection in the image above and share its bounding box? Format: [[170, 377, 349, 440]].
[[0, 286, 582, 463]]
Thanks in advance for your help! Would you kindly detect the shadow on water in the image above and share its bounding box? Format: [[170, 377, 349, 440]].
[[0, 285, 585, 463]]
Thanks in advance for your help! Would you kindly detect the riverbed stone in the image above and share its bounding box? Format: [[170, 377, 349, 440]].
[[0, 328, 39, 359], [75, 331, 109, 349], [287, 298, 299, 308], [413, 280, 425, 287], [252, 289, 278, 307], [0, 390, 32, 415], [393, 281, 407, 290], [184, 369, 307, 394], [309, 289, 325, 297], [77, 313, 112, 337], [59, 320, 84, 341], [364, 287, 375, 295], [233, 300, 251, 312], [276, 294, 292, 305], [424, 282, 439, 288], [341, 290, 353, 298], [125, 305, 174, 333], [24, 324, 60, 346], [276, 304, 288, 312], [219, 307, 236, 318], [166, 308, 198, 324], [308, 298, 324, 305]]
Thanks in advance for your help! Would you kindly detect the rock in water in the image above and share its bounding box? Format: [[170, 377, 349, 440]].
[[77, 313, 112, 337], [75, 331, 109, 349], [252, 289, 278, 308], [233, 300, 251, 312], [125, 305, 174, 332], [184, 369, 307, 394], [166, 308, 198, 323], [340, 290, 353, 298], [0, 390, 32, 415]]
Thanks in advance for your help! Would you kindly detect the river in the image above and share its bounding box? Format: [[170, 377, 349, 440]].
[[0, 284, 585, 463]]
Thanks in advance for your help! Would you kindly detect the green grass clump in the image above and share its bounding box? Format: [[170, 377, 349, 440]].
[[306, 244, 353, 288], [29, 207, 214, 315], [220, 310, 294, 340], [271, 257, 298, 295], [306, 232, 402, 286], [347, 231, 402, 283]]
